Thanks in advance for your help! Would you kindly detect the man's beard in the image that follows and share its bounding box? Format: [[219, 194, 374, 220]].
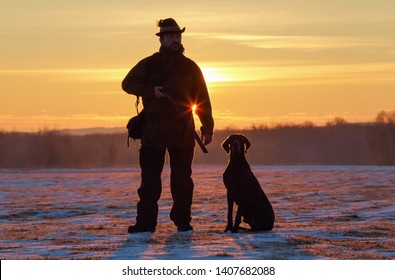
[[169, 42, 181, 51], [160, 44, 185, 58]]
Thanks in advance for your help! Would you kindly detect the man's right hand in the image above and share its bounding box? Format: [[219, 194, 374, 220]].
[[154, 86, 166, 99]]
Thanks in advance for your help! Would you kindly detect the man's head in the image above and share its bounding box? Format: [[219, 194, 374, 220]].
[[156, 18, 185, 51]]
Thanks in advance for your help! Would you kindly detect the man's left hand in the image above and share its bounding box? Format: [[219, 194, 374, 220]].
[[201, 134, 212, 145]]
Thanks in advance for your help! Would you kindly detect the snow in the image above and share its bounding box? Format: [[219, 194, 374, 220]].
[[0, 166, 394, 259]]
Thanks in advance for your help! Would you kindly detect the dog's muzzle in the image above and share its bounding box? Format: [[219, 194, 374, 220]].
[[231, 140, 243, 154]]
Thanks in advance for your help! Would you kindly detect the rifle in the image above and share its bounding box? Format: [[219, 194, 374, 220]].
[[160, 87, 208, 153]]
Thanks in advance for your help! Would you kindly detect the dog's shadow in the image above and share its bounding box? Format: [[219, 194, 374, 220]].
[[218, 229, 319, 259]]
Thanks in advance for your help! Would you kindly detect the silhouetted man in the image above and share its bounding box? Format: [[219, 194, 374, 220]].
[[122, 18, 214, 232]]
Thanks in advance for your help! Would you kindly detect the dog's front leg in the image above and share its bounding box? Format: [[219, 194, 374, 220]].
[[232, 206, 242, 233], [225, 192, 234, 232]]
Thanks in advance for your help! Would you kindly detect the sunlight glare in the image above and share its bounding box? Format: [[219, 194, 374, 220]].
[[201, 67, 232, 83]]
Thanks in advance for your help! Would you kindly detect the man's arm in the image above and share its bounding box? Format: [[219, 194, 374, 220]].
[[194, 67, 214, 144], [121, 59, 155, 99]]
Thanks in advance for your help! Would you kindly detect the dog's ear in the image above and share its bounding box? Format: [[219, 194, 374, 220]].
[[221, 137, 231, 153], [242, 135, 251, 152]]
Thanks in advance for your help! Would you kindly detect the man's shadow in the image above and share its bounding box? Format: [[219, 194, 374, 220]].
[[109, 232, 156, 260]]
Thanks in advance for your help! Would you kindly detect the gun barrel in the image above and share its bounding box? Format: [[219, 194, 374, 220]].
[[161, 88, 208, 153]]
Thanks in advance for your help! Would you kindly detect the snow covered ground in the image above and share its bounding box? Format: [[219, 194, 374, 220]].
[[1, 166, 394, 259]]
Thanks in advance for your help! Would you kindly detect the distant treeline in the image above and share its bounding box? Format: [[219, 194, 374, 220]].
[[1, 111, 394, 168]]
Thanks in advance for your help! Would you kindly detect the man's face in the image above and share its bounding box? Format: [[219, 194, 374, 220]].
[[160, 33, 182, 51]]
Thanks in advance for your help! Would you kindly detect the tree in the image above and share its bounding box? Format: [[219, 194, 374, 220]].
[[368, 111, 395, 165]]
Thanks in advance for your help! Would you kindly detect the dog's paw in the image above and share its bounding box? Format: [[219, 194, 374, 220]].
[[231, 227, 239, 233], [230, 226, 250, 233], [224, 225, 233, 233]]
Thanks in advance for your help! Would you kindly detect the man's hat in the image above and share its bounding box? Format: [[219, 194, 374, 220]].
[[156, 18, 185, 36]]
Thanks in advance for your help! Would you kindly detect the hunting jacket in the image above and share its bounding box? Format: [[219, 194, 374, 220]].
[[122, 50, 214, 148]]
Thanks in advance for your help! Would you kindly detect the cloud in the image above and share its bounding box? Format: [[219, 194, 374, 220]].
[[0, 113, 129, 132], [191, 32, 395, 52], [198, 61, 395, 88], [208, 109, 379, 129], [0, 68, 126, 82]]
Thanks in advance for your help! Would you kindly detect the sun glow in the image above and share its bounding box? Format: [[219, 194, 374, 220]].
[[201, 67, 233, 83], [200, 65, 269, 87]]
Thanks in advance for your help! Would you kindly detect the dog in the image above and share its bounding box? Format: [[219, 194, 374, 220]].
[[222, 134, 275, 232]]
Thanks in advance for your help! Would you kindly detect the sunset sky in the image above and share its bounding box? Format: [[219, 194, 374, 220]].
[[1, 0, 395, 131]]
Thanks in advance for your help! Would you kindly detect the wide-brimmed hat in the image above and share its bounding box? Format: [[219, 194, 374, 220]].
[[155, 18, 185, 36]]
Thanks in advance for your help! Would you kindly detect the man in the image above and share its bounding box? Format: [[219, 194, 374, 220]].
[[122, 18, 214, 232]]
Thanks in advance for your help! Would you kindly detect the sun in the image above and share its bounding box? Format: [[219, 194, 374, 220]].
[[201, 67, 232, 83]]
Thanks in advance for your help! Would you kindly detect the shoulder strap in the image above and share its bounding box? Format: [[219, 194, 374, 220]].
[[135, 96, 140, 114], [132, 52, 183, 114]]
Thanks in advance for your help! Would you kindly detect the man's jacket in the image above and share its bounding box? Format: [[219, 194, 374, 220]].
[[122, 50, 214, 148]]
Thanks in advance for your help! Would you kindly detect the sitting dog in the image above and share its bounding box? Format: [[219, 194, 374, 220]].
[[222, 134, 275, 232]]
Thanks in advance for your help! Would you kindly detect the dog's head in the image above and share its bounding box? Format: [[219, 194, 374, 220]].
[[221, 134, 251, 154]]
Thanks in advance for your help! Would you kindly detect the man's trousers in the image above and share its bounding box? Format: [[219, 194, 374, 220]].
[[135, 145, 195, 228]]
